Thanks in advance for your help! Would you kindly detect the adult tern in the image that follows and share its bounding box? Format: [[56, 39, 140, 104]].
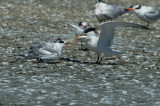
[[95, 0, 128, 23], [125, 5, 160, 27], [14, 38, 71, 62], [75, 22, 91, 47], [75, 22, 149, 64]]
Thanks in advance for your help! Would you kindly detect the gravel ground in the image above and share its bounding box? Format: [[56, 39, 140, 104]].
[[0, 0, 160, 105]]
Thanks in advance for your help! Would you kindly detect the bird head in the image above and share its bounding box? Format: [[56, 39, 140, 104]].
[[55, 38, 72, 47], [79, 22, 90, 28], [125, 4, 142, 11]]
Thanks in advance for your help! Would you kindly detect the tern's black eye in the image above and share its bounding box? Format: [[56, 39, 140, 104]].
[[135, 5, 141, 9]]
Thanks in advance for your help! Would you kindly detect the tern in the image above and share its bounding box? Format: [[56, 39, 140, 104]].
[[75, 22, 91, 47], [95, 0, 128, 23], [75, 22, 149, 64], [67, 22, 91, 48], [125, 5, 160, 27], [14, 38, 71, 62]]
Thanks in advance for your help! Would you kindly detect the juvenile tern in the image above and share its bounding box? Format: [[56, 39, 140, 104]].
[[75, 22, 149, 64], [125, 5, 160, 27], [14, 38, 71, 62], [95, 0, 128, 23]]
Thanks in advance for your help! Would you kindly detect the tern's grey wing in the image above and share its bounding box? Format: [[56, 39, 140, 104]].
[[103, 4, 127, 19], [41, 42, 57, 53], [30, 42, 56, 56], [30, 42, 44, 51], [144, 9, 160, 21], [98, 22, 149, 47], [67, 23, 84, 32], [111, 5, 128, 18]]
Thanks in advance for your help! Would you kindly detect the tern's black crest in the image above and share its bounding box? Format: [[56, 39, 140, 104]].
[[55, 38, 64, 43], [84, 27, 96, 33], [96, 0, 104, 3], [79, 22, 82, 26], [129, 5, 133, 8], [135, 4, 141, 9]]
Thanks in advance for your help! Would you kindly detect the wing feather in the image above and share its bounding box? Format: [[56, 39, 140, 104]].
[[98, 22, 149, 47], [144, 9, 160, 21], [67, 23, 84, 32]]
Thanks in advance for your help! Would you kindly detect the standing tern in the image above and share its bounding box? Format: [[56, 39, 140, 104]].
[[95, 0, 128, 23], [14, 38, 71, 62], [75, 22, 149, 64], [125, 5, 160, 27]]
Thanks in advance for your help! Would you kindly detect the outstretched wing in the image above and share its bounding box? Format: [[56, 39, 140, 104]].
[[97, 22, 149, 47], [67, 23, 84, 32]]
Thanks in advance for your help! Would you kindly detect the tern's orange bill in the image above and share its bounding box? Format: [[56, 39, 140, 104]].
[[65, 39, 73, 47], [72, 34, 83, 44], [65, 39, 72, 44], [74, 34, 83, 40], [65, 45, 72, 47], [125, 8, 135, 11], [73, 39, 79, 44]]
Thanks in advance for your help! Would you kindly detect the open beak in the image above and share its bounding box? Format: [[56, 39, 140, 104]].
[[65, 39, 73, 47], [125, 8, 135, 11], [65, 39, 72, 44], [74, 34, 82, 40], [72, 34, 83, 44], [65, 45, 72, 47], [73, 39, 79, 44]]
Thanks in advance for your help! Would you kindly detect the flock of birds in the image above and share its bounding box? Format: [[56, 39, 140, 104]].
[[15, 0, 160, 64]]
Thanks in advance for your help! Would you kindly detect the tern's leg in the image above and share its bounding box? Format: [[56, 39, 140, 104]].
[[99, 57, 103, 63], [80, 41, 83, 48], [37, 58, 44, 63], [95, 55, 103, 64], [96, 55, 100, 63], [147, 22, 150, 27]]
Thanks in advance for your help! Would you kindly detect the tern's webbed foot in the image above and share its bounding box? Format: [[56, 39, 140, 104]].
[[37, 58, 44, 63], [80, 48, 89, 51], [95, 61, 102, 64]]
